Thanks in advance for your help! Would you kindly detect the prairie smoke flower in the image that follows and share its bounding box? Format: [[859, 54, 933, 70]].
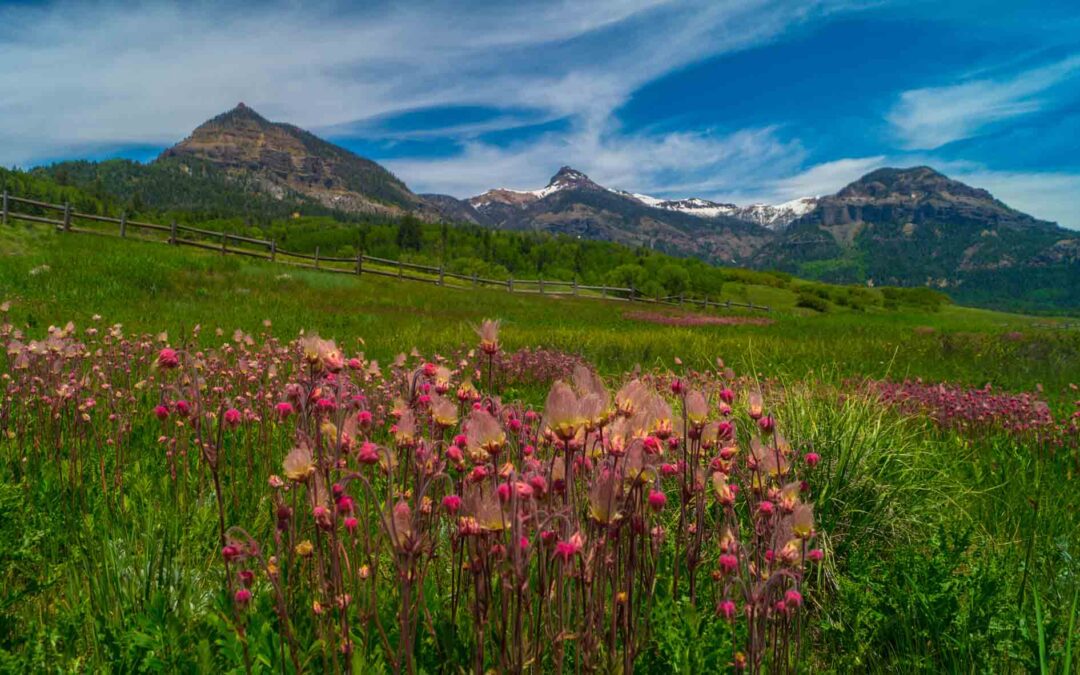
[[344, 516, 359, 533], [275, 402, 294, 420], [757, 500, 775, 516], [685, 390, 708, 427], [747, 391, 764, 420], [648, 489, 667, 511], [758, 415, 775, 434], [718, 599, 737, 621], [442, 494, 462, 514], [238, 570, 255, 588], [283, 441, 315, 481], [785, 589, 803, 607], [543, 381, 583, 441], [477, 319, 500, 355], [300, 334, 344, 373], [357, 441, 379, 465], [719, 387, 735, 404], [157, 348, 179, 369], [223, 408, 242, 428], [430, 395, 458, 427], [718, 553, 738, 574], [554, 531, 584, 563], [804, 452, 821, 467], [465, 409, 506, 459], [234, 588, 252, 608], [394, 410, 417, 447], [356, 410, 373, 427], [807, 548, 824, 562], [153, 405, 169, 421], [175, 400, 191, 417], [222, 545, 241, 562], [791, 503, 815, 539]]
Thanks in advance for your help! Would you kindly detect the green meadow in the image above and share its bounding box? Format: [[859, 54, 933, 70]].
[[1, 225, 1078, 673]]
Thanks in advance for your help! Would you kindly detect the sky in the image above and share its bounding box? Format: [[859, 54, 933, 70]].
[[1, 0, 1078, 228]]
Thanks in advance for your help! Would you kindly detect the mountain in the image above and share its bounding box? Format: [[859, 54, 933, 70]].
[[763, 166, 1079, 310], [448, 167, 775, 264], [619, 193, 817, 231], [160, 103, 431, 217]]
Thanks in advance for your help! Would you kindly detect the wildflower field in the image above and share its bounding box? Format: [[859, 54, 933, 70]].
[[1, 230, 1079, 673]]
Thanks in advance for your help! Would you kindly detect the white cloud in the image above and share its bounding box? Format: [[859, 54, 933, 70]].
[[887, 55, 1080, 150], [0, 0, 853, 174]]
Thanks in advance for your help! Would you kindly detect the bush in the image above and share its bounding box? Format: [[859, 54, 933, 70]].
[[797, 291, 831, 312]]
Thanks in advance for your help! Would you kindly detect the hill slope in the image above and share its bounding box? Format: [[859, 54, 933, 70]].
[[763, 167, 1079, 310], [160, 103, 431, 217]]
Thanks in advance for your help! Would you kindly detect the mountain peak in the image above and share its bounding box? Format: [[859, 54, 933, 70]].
[[548, 166, 595, 188], [839, 165, 989, 201]]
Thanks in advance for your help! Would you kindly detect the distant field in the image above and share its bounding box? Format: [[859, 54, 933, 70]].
[[2, 225, 1077, 402]]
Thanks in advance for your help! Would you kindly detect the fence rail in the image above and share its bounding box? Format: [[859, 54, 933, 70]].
[[1, 191, 770, 312]]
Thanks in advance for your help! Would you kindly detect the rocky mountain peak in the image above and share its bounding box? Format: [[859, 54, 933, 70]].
[[547, 166, 597, 190]]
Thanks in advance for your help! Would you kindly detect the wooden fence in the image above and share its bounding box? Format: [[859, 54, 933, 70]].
[[1, 190, 770, 312]]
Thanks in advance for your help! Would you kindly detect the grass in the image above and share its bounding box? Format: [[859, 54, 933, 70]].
[[2, 227, 1077, 401], [1, 225, 1078, 672]]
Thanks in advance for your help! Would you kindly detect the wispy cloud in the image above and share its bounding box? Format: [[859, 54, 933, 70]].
[[887, 55, 1080, 150], [0, 0, 848, 165]]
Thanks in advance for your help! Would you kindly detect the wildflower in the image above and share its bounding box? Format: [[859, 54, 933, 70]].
[[791, 503, 815, 539], [283, 441, 315, 481], [153, 405, 169, 421], [477, 319, 500, 355], [275, 402, 294, 420], [344, 516, 359, 533], [804, 452, 821, 467], [234, 588, 252, 608], [295, 540, 314, 557], [357, 410, 373, 427], [757, 500, 775, 516], [465, 409, 506, 459], [758, 415, 775, 434], [685, 390, 708, 427], [747, 391, 764, 420], [223, 408, 242, 428], [785, 589, 803, 607], [442, 494, 462, 514], [719, 387, 735, 404], [807, 548, 824, 562], [718, 553, 738, 574], [543, 381, 583, 441], [222, 545, 241, 562], [157, 348, 179, 369], [238, 570, 255, 588], [554, 531, 584, 563], [268, 475, 284, 488], [648, 489, 667, 511], [718, 599, 737, 621], [430, 395, 458, 427], [175, 400, 191, 417]]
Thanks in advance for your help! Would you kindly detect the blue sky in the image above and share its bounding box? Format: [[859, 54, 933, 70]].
[[1, 0, 1078, 227]]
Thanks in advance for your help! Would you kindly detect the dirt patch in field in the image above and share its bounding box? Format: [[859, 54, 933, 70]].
[[623, 310, 774, 327]]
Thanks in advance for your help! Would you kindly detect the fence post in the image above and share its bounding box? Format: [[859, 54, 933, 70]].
[[63, 202, 72, 232], [539, 277, 544, 295], [119, 211, 127, 238], [169, 220, 177, 244], [601, 283, 607, 299], [629, 283, 636, 302], [398, 259, 403, 279], [355, 252, 362, 275], [472, 272, 478, 288], [573, 279, 579, 296], [221, 231, 227, 255], [271, 240, 277, 262], [508, 275, 514, 292], [314, 246, 320, 269], [726, 299, 731, 309], [439, 265, 445, 286], [1, 190, 7, 226]]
